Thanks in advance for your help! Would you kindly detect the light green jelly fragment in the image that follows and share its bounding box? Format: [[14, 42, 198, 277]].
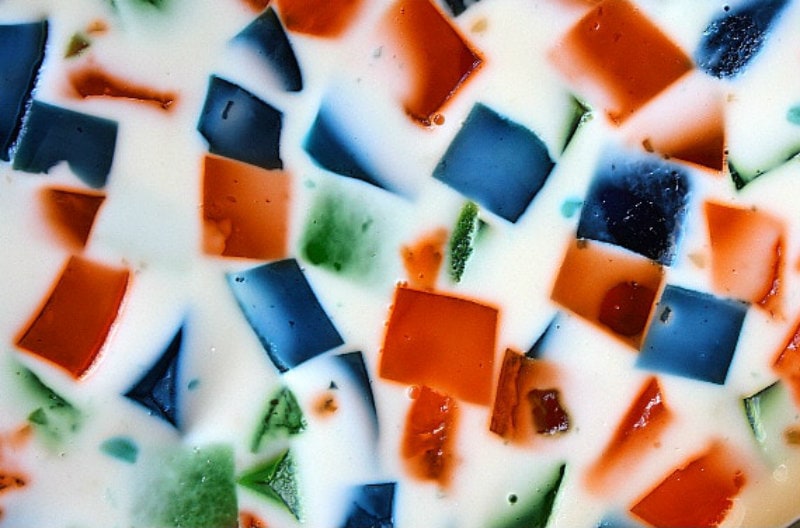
[[449, 201, 480, 283], [743, 381, 800, 465], [787, 104, 800, 125], [101, 436, 139, 464], [493, 464, 566, 528], [16, 366, 81, 441], [238, 449, 301, 520], [251, 386, 306, 453]]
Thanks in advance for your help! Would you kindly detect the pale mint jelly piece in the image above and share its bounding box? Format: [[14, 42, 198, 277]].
[[743, 381, 800, 464], [100, 436, 139, 463]]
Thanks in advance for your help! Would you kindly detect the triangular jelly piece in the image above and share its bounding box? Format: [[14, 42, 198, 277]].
[[40, 187, 105, 250], [342, 482, 396, 528], [238, 450, 301, 520], [492, 464, 566, 528], [236, 8, 303, 92], [337, 351, 379, 438], [251, 386, 306, 452]]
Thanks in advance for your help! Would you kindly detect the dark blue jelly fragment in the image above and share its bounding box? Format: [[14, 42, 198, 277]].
[[695, 0, 789, 79], [577, 150, 690, 265], [337, 351, 379, 437], [125, 327, 184, 429], [637, 285, 748, 385], [13, 101, 118, 188], [342, 482, 396, 528], [596, 511, 648, 528], [526, 318, 558, 359], [0, 21, 47, 161], [433, 103, 555, 223], [227, 259, 344, 372], [235, 8, 302, 92], [197, 75, 283, 170], [443, 0, 481, 16]]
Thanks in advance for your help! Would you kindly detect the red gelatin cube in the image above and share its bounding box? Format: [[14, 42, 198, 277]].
[[16, 256, 129, 379], [630, 442, 746, 527], [275, 0, 364, 37], [528, 389, 570, 435], [402, 386, 458, 485], [40, 187, 105, 250], [379, 286, 497, 406], [202, 154, 291, 260]]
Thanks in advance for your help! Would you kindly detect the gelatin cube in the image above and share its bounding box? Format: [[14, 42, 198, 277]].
[[529, 389, 570, 435], [433, 104, 555, 223], [251, 386, 306, 453], [100, 436, 139, 463], [638, 285, 748, 384], [0, 21, 47, 161], [705, 201, 784, 310], [68, 66, 176, 110], [274, 0, 364, 37], [227, 259, 344, 372], [202, 154, 291, 261], [743, 381, 800, 464], [238, 449, 301, 520], [379, 286, 498, 405], [402, 386, 458, 485], [16, 256, 129, 379], [235, 8, 303, 92], [551, 0, 692, 122], [443, 0, 480, 17], [197, 76, 283, 170], [449, 201, 479, 282], [492, 464, 565, 528], [772, 319, 800, 407], [695, 0, 789, 79], [341, 482, 396, 528], [576, 149, 691, 265], [13, 101, 118, 189], [239, 511, 269, 528], [382, 0, 482, 124], [15, 365, 82, 442], [124, 327, 184, 429], [40, 187, 105, 250], [401, 228, 447, 291], [337, 351, 379, 438], [630, 442, 746, 528]]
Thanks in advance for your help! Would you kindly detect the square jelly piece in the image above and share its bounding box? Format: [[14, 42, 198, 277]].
[[637, 285, 748, 385], [433, 103, 555, 223], [227, 258, 344, 372], [342, 482, 396, 528], [235, 8, 302, 92]]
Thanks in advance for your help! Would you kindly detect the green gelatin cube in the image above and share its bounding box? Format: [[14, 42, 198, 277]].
[[743, 381, 800, 464], [449, 201, 480, 283], [251, 386, 306, 453], [238, 449, 301, 520], [16, 366, 81, 441], [493, 464, 566, 528], [100, 436, 139, 463]]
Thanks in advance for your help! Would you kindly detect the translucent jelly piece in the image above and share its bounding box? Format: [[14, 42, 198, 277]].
[[337, 351, 379, 438], [100, 436, 139, 463], [202, 154, 291, 260], [433, 104, 555, 223], [529, 389, 570, 435], [13, 101, 118, 189], [382, 0, 482, 125], [576, 149, 691, 265], [238, 449, 301, 520], [443, 0, 481, 17], [0, 21, 47, 161], [197, 76, 283, 170], [124, 327, 184, 429], [695, 0, 789, 79], [65, 33, 90, 58], [15, 365, 82, 442], [772, 319, 800, 407], [402, 386, 458, 486], [449, 201, 479, 283], [227, 259, 344, 372], [638, 285, 748, 384], [379, 286, 498, 405], [491, 464, 565, 528], [551, 0, 692, 123], [743, 381, 800, 464], [341, 482, 396, 528], [401, 229, 447, 291], [274, 0, 364, 38], [705, 201, 784, 311], [551, 240, 663, 348], [40, 187, 105, 250], [68, 66, 176, 110], [235, 8, 303, 92], [16, 256, 129, 379], [239, 511, 268, 528], [630, 442, 746, 528], [251, 386, 306, 453]]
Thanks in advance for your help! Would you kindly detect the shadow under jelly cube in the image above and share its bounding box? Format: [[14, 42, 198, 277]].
[[637, 285, 748, 385], [433, 104, 555, 223]]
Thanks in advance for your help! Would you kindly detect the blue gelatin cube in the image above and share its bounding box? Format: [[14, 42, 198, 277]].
[[13, 100, 118, 188], [433, 103, 555, 223], [638, 285, 748, 385], [444, 0, 481, 16], [0, 21, 47, 161], [337, 351, 379, 437], [577, 150, 690, 265], [197, 76, 283, 170], [342, 482, 396, 528], [227, 259, 344, 372], [695, 0, 789, 79], [125, 327, 184, 429], [236, 8, 302, 92]]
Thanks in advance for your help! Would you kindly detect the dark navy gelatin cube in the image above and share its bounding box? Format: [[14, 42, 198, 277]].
[[433, 103, 555, 223], [227, 259, 344, 372], [235, 8, 303, 92], [337, 351, 379, 437], [638, 285, 748, 385], [125, 327, 184, 429], [695, 0, 789, 79], [197, 75, 283, 170], [342, 482, 396, 528], [0, 21, 47, 161], [577, 150, 690, 265], [13, 100, 118, 188], [444, 0, 481, 17]]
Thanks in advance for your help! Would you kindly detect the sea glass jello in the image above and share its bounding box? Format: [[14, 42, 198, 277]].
[[2, 0, 800, 526]]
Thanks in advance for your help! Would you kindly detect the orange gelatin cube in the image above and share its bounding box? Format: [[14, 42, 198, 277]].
[[16, 256, 129, 379], [383, 0, 482, 125], [379, 286, 497, 405], [630, 442, 746, 527], [401, 228, 447, 291], [402, 385, 458, 485], [202, 154, 291, 260], [705, 201, 784, 311], [275, 0, 364, 37], [40, 187, 105, 250], [551, 240, 663, 348], [552, 0, 692, 123]]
